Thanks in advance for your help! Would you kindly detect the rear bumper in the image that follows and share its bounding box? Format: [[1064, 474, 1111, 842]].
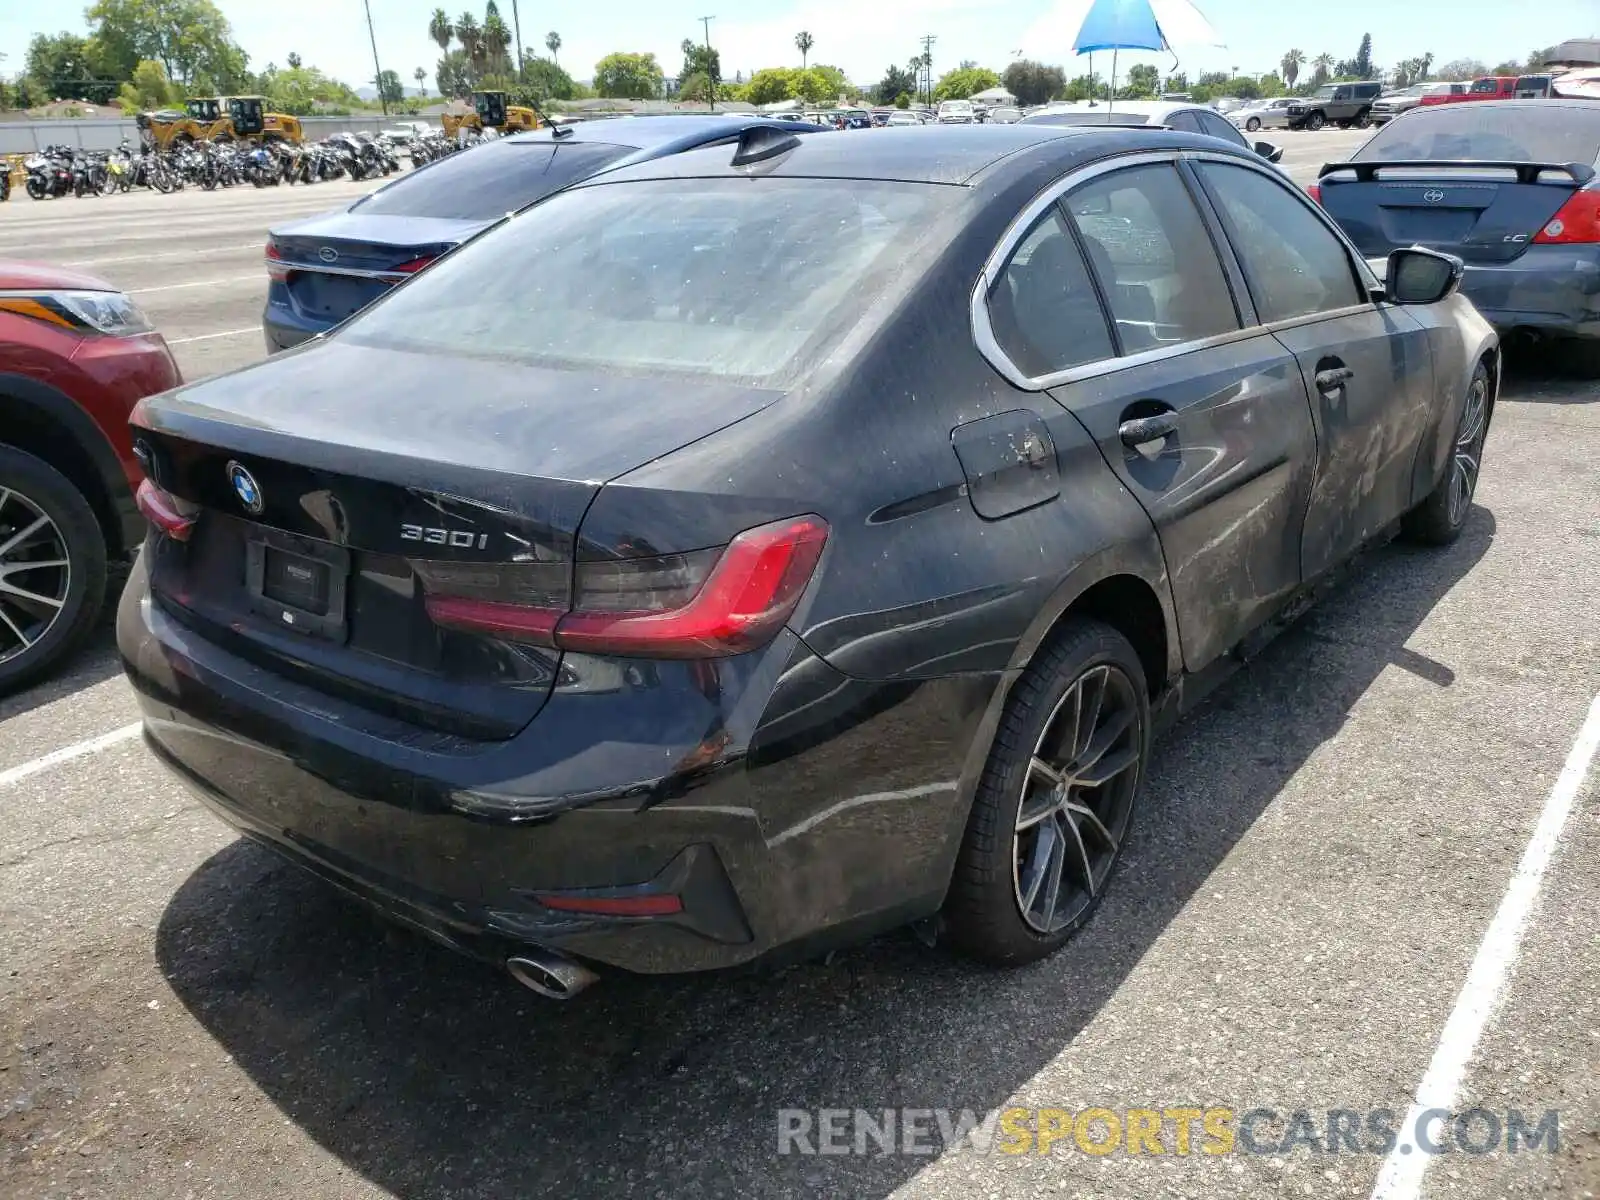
[[262, 285, 330, 353], [1458, 248, 1600, 340], [118, 557, 992, 975]]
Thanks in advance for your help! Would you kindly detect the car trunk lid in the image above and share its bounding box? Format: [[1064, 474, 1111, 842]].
[[1316, 159, 1593, 263], [132, 341, 781, 739]]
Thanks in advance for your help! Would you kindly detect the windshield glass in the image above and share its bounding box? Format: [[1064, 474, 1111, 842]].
[[353, 140, 634, 221], [342, 178, 947, 384], [1313, 86, 1338, 99], [1354, 105, 1600, 164]]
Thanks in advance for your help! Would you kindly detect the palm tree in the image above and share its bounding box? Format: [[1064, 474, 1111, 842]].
[[483, 13, 511, 75], [1281, 48, 1304, 89], [414, 66, 427, 94], [796, 31, 814, 70], [546, 31, 561, 65], [429, 8, 453, 55], [1311, 52, 1335, 85], [455, 12, 482, 79]]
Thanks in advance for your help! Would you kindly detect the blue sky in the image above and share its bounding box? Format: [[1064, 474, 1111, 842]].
[[3, 0, 1595, 94]]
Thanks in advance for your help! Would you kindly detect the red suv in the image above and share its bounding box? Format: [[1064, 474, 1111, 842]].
[[0, 260, 180, 692]]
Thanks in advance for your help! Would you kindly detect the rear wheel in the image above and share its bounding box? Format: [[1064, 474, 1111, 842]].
[[944, 620, 1149, 965], [1356, 111, 1373, 128], [1402, 362, 1489, 546], [0, 447, 108, 696], [1307, 111, 1327, 131], [1245, 117, 1261, 132]]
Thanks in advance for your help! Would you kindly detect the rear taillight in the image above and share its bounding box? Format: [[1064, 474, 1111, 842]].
[[388, 255, 437, 274], [1532, 189, 1600, 244], [264, 239, 287, 282], [135, 479, 196, 542], [1306, 182, 1322, 205], [420, 514, 829, 659]]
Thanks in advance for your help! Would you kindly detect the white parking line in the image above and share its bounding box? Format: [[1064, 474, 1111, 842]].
[[170, 326, 258, 345], [64, 242, 262, 267], [1369, 691, 1600, 1200], [131, 275, 259, 294], [0, 723, 141, 790]]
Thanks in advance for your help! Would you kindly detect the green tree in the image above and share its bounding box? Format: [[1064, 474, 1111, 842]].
[[1281, 49, 1304, 89], [893, 91, 910, 108], [116, 57, 178, 111], [25, 33, 110, 102], [745, 66, 795, 106], [1061, 73, 1100, 101], [264, 64, 362, 114], [791, 67, 837, 104], [85, 0, 248, 92], [593, 51, 662, 99], [1120, 62, 1159, 98], [1354, 33, 1373, 79], [483, 13, 512, 76], [436, 49, 470, 96], [519, 55, 574, 100], [680, 39, 721, 104], [1002, 60, 1065, 106], [933, 65, 999, 102], [429, 8, 452, 54], [1435, 57, 1487, 81], [545, 31, 561, 64], [414, 66, 426, 94], [873, 63, 916, 106], [455, 12, 482, 79], [795, 30, 813, 70], [1310, 53, 1335, 85], [376, 68, 404, 105]]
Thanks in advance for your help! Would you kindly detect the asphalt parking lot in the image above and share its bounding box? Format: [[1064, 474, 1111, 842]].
[[2, 128, 1598, 1200]]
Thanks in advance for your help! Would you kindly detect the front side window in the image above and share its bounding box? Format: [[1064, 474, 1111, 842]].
[[1197, 111, 1249, 147], [1197, 162, 1365, 322], [987, 209, 1114, 377], [1065, 163, 1239, 353]]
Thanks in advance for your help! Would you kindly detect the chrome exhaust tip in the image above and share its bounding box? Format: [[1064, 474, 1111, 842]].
[[506, 950, 600, 1000]]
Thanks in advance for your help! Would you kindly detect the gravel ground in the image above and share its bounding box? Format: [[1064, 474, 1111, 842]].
[[1, 128, 1596, 1200]]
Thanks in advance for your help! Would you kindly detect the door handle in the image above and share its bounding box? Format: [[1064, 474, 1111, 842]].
[[1315, 366, 1355, 393], [1118, 413, 1178, 448]]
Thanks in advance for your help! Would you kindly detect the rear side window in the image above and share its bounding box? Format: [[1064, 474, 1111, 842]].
[[1065, 163, 1239, 353], [1355, 105, 1600, 165], [1197, 111, 1249, 148], [343, 178, 945, 383], [1197, 162, 1365, 321], [988, 210, 1114, 377], [354, 140, 634, 220]]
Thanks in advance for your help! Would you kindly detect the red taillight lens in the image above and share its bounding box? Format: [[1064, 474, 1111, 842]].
[[264, 239, 287, 282], [1532, 189, 1600, 244], [1306, 182, 1322, 205], [534, 892, 684, 916], [418, 515, 829, 658], [135, 479, 196, 542], [388, 255, 437, 274]]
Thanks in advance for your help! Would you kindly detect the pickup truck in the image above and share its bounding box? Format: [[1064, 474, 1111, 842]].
[[1285, 81, 1383, 130], [1418, 75, 1541, 107], [1367, 81, 1467, 123]]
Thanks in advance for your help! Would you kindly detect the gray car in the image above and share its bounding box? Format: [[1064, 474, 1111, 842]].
[[1022, 100, 1284, 165], [1314, 99, 1600, 365], [1230, 98, 1297, 133]]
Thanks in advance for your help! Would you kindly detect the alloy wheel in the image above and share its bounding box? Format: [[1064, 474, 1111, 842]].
[[1447, 373, 1488, 527], [1012, 663, 1142, 934], [0, 486, 72, 666]]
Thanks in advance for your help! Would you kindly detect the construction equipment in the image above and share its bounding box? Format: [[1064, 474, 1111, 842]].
[[439, 90, 541, 138], [136, 97, 303, 150]]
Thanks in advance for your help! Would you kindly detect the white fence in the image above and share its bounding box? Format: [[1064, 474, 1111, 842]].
[[0, 115, 446, 155]]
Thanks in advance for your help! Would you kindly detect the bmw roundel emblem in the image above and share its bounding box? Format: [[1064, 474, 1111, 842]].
[[227, 461, 264, 514]]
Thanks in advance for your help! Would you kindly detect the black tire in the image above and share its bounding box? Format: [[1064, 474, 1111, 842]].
[[1356, 111, 1372, 128], [26, 178, 45, 200], [1307, 111, 1327, 131], [944, 619, 1150, 966], [1245, 117, 1261, 132], [1402, 362, 1490, 547], [0, 446, 108, 696]]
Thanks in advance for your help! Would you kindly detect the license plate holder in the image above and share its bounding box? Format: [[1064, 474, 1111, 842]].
[[245, 530, 350, 643]]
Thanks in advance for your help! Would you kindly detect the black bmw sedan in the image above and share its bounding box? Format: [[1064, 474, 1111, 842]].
[[121, 124, 1497, 994]]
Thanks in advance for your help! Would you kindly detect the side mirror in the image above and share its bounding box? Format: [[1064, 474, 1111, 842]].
[[1254, 140, 1284, 163], [1385, 247, 1464, 305]]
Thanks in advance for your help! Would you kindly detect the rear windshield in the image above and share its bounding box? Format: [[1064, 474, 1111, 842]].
[[1354, 105, 1600, 165], [341, 178, 946, 383], [353, 139, 634, 221]]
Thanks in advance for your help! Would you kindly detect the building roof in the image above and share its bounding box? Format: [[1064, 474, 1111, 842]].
[[1548, 38, 1600, 67]]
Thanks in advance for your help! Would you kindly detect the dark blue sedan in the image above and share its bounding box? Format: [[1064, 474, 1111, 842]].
[[262, 115, 823, 352]]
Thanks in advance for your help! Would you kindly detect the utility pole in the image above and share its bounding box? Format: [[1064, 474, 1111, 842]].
[[699, 15, 716, 110], [362, 0, 387, 115], [511, 0, 525, 82], [919, 33, 936, 108]]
